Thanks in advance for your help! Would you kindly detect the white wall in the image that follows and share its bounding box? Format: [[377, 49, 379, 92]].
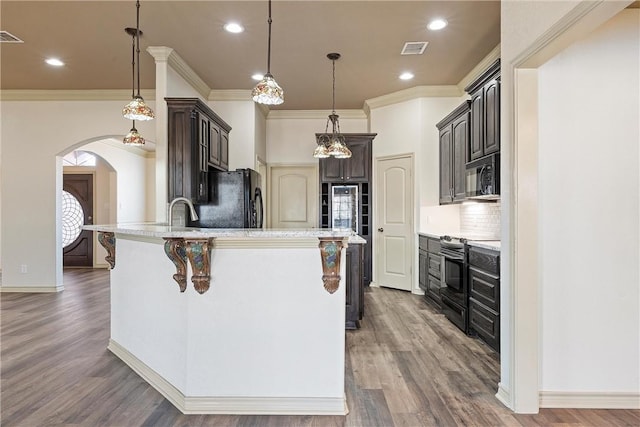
[[0, 101, 155, 290], [538, 10, 639, 394], [209, 100, 257, 171], [266, 114, 367, 164]]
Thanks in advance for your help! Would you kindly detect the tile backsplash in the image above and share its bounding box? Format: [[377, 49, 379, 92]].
[[460, 202, 501, 239]]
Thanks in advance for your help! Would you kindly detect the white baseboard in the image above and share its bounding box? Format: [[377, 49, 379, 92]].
[[0, 285, 64, 293], [539, 391, 640, 409], [495, 382, 512, 409], [108, 339, 348, 415]]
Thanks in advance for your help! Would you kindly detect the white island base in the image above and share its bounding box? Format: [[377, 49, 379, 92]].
[[94, 227, 350, 415]]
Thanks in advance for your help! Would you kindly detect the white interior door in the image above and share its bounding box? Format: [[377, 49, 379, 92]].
[[269, 165, 318, 229], [375, 155, 413, 291]]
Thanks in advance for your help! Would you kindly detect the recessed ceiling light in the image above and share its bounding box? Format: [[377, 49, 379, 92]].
[[224, 22, 244, 33], [399, 72, 414, 81], [251, 73, 264, 81], [45, 58, 64, 67], [427, 18, 448, 31]]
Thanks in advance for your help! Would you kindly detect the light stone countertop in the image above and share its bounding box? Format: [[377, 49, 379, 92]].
[[417, 231, 443, 239], [85, 222, 363, 242]]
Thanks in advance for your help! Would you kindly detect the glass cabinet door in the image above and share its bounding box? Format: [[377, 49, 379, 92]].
[[331, 185, 358, 231]]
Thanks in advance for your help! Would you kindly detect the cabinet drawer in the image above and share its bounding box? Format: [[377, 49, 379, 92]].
[[419, 235, 428, 251], [426, 275, 441, 306], [469, 266, 499, 311], [427, 252, 441, 279], [427, 237, 441, 254], [468, 246, 499, 275], [469, 299, 499, 352]]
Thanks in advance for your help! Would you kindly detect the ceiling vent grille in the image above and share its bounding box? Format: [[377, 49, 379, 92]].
[[0, 31, 23, 43], [401, 41, 428, 55]]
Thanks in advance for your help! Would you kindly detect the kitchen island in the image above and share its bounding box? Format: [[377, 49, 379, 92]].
[[85, 223, 356, 415]]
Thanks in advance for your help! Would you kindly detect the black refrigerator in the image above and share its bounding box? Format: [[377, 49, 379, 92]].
[[189, 168, 263, 228]]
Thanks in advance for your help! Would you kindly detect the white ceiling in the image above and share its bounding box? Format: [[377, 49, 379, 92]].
[[1, 1, 501, 110]]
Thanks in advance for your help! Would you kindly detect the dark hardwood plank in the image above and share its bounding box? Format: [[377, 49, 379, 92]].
[[2, 269, 639, 426]]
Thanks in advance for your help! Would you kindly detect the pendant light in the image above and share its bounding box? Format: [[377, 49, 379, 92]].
[[122, 0, 155, 121], [123, 121, 145, 146], [252, 0, 284, 105], [122, 27, 145, 146], [314, 53, 351, 159]]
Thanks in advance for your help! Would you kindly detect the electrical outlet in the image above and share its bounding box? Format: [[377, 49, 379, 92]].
[[20, 264, 28, 274]]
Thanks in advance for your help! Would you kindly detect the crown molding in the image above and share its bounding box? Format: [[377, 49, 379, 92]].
[[266, 109, 367, 120], [364, 85, 462, 111], [0, 89, 155, 101], [457, 43, 501, 92], [148, 46, 211, 100]]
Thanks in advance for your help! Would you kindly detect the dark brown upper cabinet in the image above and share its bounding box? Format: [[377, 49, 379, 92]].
[[166, 98, 231, 204], [437, 101, 471, 204], [318, 135, 373, 183], [465, 59, 501, 162]]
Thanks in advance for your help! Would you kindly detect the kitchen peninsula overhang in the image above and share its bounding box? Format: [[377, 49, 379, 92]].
[[85, 223, 358, 295]]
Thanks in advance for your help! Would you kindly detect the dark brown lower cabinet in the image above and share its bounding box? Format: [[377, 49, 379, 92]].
[[418, 235, 442, 307], [345, 244, 364, 329], [467, 245, 500, 352]]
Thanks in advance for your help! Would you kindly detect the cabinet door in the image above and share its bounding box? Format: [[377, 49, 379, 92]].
[[483, 78, 500, 155], [427, 275, 442, 306], [319, 157, 343, 182], [209, 122, 220, 167], [439, 126, 453, 204], [345, 244, 363, 329], [220, 130, 229, 171], [196, 115, 209, 203], [418, 249, 428, 292], [469, 91, 484, 161], [344, 140, 370, 182], [451, 113, 468, 202]]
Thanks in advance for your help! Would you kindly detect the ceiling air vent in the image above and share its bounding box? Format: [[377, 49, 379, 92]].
[[401, 41, 428, 55], [0, 31, 23, 43]]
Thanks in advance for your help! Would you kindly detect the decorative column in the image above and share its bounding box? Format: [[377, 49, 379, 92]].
[[318, 238, 346, 294], [163, 238, 188, 292], [184, 238, 214, 294], [97, 232, 116, 269]]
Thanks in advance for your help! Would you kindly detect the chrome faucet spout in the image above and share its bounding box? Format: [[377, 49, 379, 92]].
[[168, 197, 199, 225]]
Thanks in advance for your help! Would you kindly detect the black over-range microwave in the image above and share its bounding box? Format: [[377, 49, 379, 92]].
[[465, 154, 500, 200]]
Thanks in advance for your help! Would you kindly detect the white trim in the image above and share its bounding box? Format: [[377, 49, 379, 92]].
[[108, 339, 348, 415], [457, 44, 501, 92], [496, 382, 511, 408], [147, 46, 210, 100], [364, 86, 462, 111], [0, 89, 154, 101], [267, 109, 367, 120], [0, 285, 64, 293], [539, 392, 640, 409]]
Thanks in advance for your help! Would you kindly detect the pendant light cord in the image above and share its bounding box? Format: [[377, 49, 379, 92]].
[[135, 0, 141, 97], [130, 30, 136, 99], [331, 58, 336, 114], [266, 0, 272, 74]]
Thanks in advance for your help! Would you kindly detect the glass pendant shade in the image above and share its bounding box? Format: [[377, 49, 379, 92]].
[[252, 73, 284, 105], [123, 125, 145, 146], [328, 137, 352, 159], [123, 95, 155, 121], [313, 142, 331, 158]]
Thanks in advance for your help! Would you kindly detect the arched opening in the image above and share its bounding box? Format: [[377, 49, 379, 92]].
[[56, 136, 155, 285]]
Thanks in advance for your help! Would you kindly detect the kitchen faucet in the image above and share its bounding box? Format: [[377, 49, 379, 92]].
[[167, 197, 199, 226]]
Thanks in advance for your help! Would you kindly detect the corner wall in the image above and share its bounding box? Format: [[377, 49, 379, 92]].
[[538, 9, 639, 397]]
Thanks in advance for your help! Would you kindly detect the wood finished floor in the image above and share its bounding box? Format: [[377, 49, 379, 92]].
[[2, 269, 638, 427]]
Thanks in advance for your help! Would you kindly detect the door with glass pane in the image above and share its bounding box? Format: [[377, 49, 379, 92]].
[[63, 174, 93, 267]]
